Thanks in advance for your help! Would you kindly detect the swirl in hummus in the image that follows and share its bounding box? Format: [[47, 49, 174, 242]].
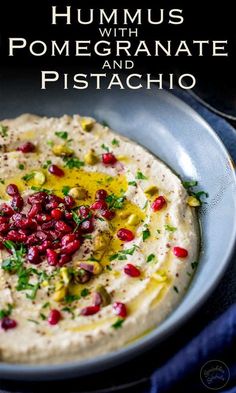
[[0, 114, 199, 363]]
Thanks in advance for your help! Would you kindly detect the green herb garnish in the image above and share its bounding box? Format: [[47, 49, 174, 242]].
[[173, 286, 179, 294], [109, 246, 138, 261], [18, 164, 25, 170], [191, 261, 199, 270], [62, 185, 70, 196], [81, 288, 90, 297], [128, 181, 137, 187], [106, 193, 126, 210], [112, 139, 120, 147], [164, 224, 177, 232], [183, 179, 208, 204], [112, 318, 125, 329], [63, 156, 85, 169], [22, 173, 35, 182], [147, 254, 156, 263], [40, 313, 46, 320], [0, 304, 13, 320], [55, 131, 68, 140], [101, 143, 109, 152], [42, 160, 52, 169], [142, 227, 151, 241], [136, 171, 148, 180], [0, 124, 8, 138]]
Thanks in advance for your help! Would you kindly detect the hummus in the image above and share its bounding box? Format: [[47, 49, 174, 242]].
[[0, 114, 199, 364]]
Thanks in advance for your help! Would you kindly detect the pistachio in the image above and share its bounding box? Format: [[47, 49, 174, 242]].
[[118, 211, 130, 219], [60, 267, 71, 286], [53, 285, 67, 302], [52, 144, 74, 157], [78, 261, 103, 275], [84, 150, 99, 165], [187, 196, 201, 207], [32, 171, 46, 186], [144, 185, 158, 196], [68, 186, 88, 200], [127, 214, 140, 226], [152, 272, 167, 282], [74, 268, 91, 284], [80, 117, 95, 132], [93, 285, 111, 306], [94, 232, 111, 252]]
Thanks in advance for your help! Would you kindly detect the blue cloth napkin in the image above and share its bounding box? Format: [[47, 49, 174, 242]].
[[147, 90, 236, 393]]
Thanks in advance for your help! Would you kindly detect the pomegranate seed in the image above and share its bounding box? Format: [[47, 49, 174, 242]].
[[151, 196, 166, 212], [0, 223, 10, 234], [11, 195, 24, 211], [79, 206, 90, 218], [124, 264, 141, 277], [27, 246, 41, 264], [51, 209, 63, 220], [41, 220, 55, 231], [91, 200, 108, 210], [61, 233, 76, 246], [48, 309, 61, 325], [58, 254, 72, 266], [0, 204, 14, 217], [28, 203, 42, 218], [95, 189, 108, 200], [0, 239, 4, 249], [1, 317, 17, 330], [35, 231, 48, 241], [14, 217, 37, 230], [64, 211, 73, 220], [80, 219, 94, 233], [113, 302, 127, 318], [46, 249, 58, 266], [55, 220, 72, 233], [101, 209, 115, 220], [61, 240, 80, 255], [38, 240, 52, 253], [26, 233, 39, 246], [47, 194, 64, 204], [28, 192, 47, 205], [17, 141, 35, 153], [48, 230, 63, 241], [45, 201, 59, 211], [48, 164, 64, 177], [7, 230, 27, 243], [0, 216, 9, 224], [80, 305, 100, 316], [173, 247, 188, 258], [64, 195, 75, 209], [35, 214, 51, 223], [117, 228, 134, 242], [6, 184, 19, 196], [102, 152, 117, 165]]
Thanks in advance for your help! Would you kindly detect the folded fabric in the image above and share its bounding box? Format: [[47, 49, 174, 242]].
[[149, 303, 236, 393]]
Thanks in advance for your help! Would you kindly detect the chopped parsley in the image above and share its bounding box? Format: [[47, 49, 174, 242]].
[[63, 156, 85, 169], [136, 171, 148, 180], [112, 318, 125, 329], [128, 181, 137, 187], [109, 246, 138, 261], [64, 294, 81, 303], [27, 319, 39, 325], [62, 185, 70, 196], [147, 254, 156, 263], [112, 138, 120, 147], [165, 224, 177, 232], [61, 306, 75, 318], [191, 261, 199, 270], [31, 186, 52, 194], [101, 120, 109, 127], [0, 124, 8, 138], [101, 143, 109, 152], [42, 302, 50, 309], [22, 172, 35, 182], [183, 179, 208, 204], [173, 286, 179, 294], [0, 178, 5, 184], [55, 131, 68, 139], [106, 193, 126, 210], [46, 140, 54, 147], [142, 227, 151, 241], [18, 164, 25, 170], [40, 313, 46, 320], [81, 288, 90, 297], [42, 160, 52, 169], [183, 180, 198, 189], [0, 304, 13, 320]]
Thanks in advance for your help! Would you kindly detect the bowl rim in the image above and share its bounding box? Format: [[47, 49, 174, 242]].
[[1, 89, 236, 380]]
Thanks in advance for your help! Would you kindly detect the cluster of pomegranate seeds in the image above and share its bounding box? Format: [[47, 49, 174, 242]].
[[151, 196, 166, 212], [1, 317, 17, 330], [173, 246, 188, 258], [124, 264, 141, 277], [113, 302, 127, 318], [91, 189, 115, 221], [117, 228, 134, 242], [102, 152, 117, 165], [0, 186, 96, 266], [48, 309, 62, 325], [17, 141, 35, 153]]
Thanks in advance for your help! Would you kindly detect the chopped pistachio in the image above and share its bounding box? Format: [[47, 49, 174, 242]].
[[60, 267, 71, 286], [127, 214, 140, 226], [32, 171, 46, 186], [94, 233, 111, 252], [187, 196, 201, 207], [78, 261, 103, 275], [144, 185, 158, 196], [52, 144, 74, 157], [84, 150, 99, 165], [80, 118, 95, 132], [68, 187, 88, 200], [95, 285, 111, 306], [53, 286, 67, 302]]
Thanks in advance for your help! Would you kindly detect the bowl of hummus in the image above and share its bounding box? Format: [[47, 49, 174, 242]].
[[0, 87, 235, 380]]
